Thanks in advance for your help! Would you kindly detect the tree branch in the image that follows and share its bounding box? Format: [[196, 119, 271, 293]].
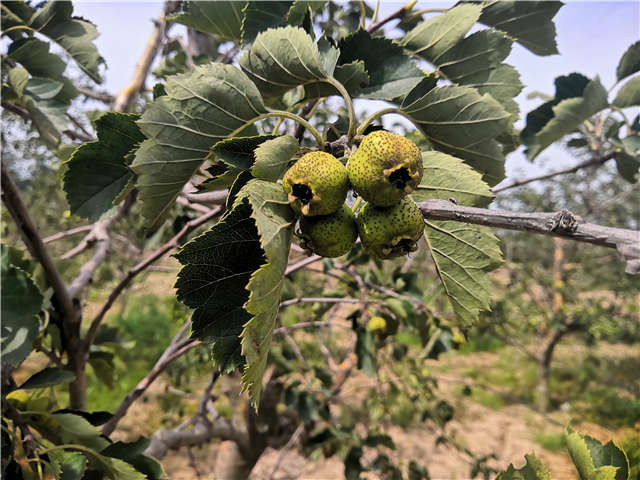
[[279, 297, 361, 308], [113, 1, 179, 112], [492, 153, 615, 193], [366, 0, 416, 33], [102, 319, 201, 436], [76, 86, 115, 104], [43, 224, 93, 244], [83, 206, 222, 359], [417, 199, 640, 274], [67, 194, 135, 298], [1, 162, 78, 325]]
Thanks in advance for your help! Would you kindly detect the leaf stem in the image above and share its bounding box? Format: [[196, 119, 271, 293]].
[[228, 111, 325, 149], [324, 77, 357, 141], [356, 106, 424, 137]]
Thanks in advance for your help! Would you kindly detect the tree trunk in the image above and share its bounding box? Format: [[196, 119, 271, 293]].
[[536, 329, 566, 412], [213, 440, 263, 480]]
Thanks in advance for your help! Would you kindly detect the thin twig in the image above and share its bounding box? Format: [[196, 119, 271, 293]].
[[269, 424, 305, 480], [279, 297, 361, 308], [43, 225, 93, 244], [492, 153, 615, 193], [102, 318, 199, 435], [366, 0, 416, 33], [284, 255, 322, 275], [76, 86, 115, 104]]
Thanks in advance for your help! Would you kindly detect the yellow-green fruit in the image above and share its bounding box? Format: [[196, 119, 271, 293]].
[[367, 316, 387, 332], [357, 197, 424, 259], [299, 204, 358, 257], [347, 130, 422, 207], [283, 152, 349, 216]]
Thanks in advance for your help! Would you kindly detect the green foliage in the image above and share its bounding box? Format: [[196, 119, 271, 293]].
[[175, 203, 263, 372], [339, 29, 424, 100], [63, 112, 144, 220], [401, 83, 511, 186], [167, 1, 244, 42], [496, 453, 551, 480], [1, 246, 43, 367], [131, 63, 265, 226]]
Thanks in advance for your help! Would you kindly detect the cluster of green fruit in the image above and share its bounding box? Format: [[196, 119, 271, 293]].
[[283, 130, 425, 259]]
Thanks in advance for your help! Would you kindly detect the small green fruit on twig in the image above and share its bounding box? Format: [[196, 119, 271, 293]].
[[283, 152, 349, 216], [298, 204, 358, 258], [347, 130, 423, 207], [357, 197, 425, 259]]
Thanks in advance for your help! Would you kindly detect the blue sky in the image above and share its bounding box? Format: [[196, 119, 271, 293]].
[[72, 1, 640, 181]]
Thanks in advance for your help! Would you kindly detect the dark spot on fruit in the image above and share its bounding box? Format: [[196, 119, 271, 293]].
[[388, 167, 411, 190], [292, 183, 313, 204], [395, 238, 416, 253]]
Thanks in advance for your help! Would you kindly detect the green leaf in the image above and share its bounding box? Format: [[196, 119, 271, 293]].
[[432, 29, 523, 117], [303, 61, 369, 100], [496, 453, 551, 480], [175, 203, 265, 372], [241, 1, 293, 45], [26, 413, 110, 452], [89, 351, 115, 388], [613, 76, 640, 108], [287, 1, 325, 25], [23, 96, 69, 147], [63, 113, 144, 221], [423, 220, 502, 327], [403, 4, 482, 62], [412, 151, 494, 207], [234, 180, 295, 406], [1, 259, 42, 367], [408, 461, 430, 480], [239, 26, 327, 99], [402, 84, 511, 185], [57, 451, 87, 480], [7, 66, 29, 97], [29, 1, 104, 83], [355, 326, 376, 377], [19, 367, 75, 389], [24, 77, 64, 100], [521, 73, 590, 152], [527, 77, 609, 160], [252, 135, 299, 180], [131, 62, 266, 227], [478, 1, 563, 56], [576, 429, 630, 480], [8, 37, 66, 79], [339, 29, 424, 100], [212, 135, 278, 170], [616, 41, 640, 81], [167, 1, 244, 42], [615, 136, 640, 183], [101, 438, 165, 480]]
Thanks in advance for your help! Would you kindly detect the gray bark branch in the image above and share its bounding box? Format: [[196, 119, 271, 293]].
[[417, 199, 640, 274]]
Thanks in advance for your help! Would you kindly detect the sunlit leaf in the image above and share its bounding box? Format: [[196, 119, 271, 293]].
[[403, 4, 481, 62], [412, 151, 493, 207], [235, 180, 295, 406], [402, 84, 511, 185], [239, 26, 327, 99], [613, 76, 640, 108], [132, 63, 266, 227], [252, 135, 299, 180], [423, 220, 502, 326]]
